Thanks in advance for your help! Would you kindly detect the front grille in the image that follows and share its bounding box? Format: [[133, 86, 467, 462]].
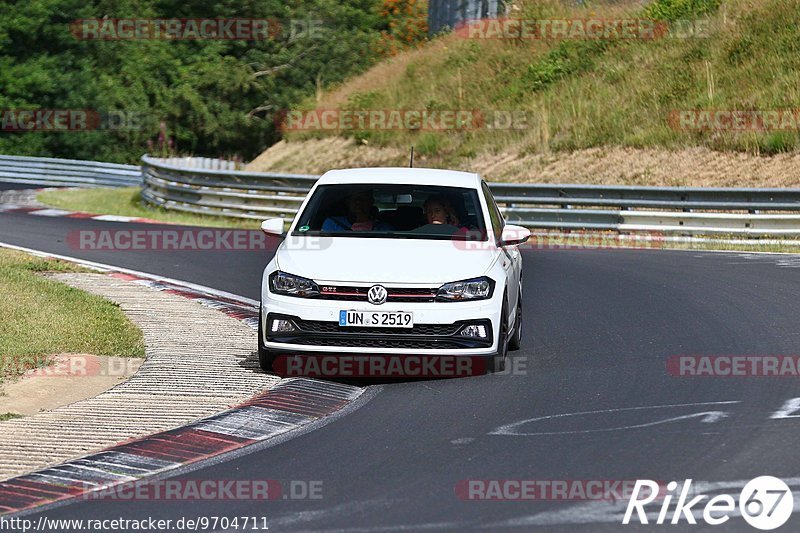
[[317, 285, 437, 302], [266, 313, 493, 350], [289, 337, 463, 349], [296, 320, 461, 336]]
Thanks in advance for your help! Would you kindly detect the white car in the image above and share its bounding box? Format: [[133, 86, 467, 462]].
[[258, 167, 529, 377]]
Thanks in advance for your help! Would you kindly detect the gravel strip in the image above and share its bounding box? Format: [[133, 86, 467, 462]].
[[0, 273, 277, 480], [0, 188, 46, 209]]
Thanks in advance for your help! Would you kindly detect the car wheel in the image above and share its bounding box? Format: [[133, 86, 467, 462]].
[[509, 296, 522, 351], [258, 306, 276, 373], [487, 296, 509, 373]]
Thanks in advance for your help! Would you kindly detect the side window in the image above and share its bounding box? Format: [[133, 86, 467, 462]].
[[481, 181, 504, 242]]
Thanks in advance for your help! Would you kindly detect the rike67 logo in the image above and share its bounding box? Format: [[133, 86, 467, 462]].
[[623, 477, 793, 530]]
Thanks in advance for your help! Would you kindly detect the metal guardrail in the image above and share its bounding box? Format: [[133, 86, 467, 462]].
[[158, 156, 243, 171], [0, 154, 141, 188], [3, 153, 799, 236], [141, 155, 317, 220], [141, 155, 800, 236]]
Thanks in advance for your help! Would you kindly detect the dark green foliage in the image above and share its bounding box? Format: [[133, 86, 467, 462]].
[[644, 0, 722, 21], [0, 0, 387, 162]]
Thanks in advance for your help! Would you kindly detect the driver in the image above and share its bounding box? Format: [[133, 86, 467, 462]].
[[422, 195, 460, 226], [411, 195, 462, 234]]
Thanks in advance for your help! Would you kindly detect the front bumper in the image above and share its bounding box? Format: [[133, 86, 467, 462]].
[[266, 313, 493, 350], [261, 288, 503, 356]]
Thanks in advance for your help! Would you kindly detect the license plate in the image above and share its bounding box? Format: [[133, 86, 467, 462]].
[[339, 310, 413, 328]]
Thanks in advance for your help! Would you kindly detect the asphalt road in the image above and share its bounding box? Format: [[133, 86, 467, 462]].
[[3, 207, 800, 531], [0, 182, 43, 191]]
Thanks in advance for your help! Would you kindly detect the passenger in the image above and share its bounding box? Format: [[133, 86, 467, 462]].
[[322, 189, 393, 231]]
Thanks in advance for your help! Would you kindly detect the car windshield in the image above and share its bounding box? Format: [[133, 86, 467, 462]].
[[292, 184, 487, 240]]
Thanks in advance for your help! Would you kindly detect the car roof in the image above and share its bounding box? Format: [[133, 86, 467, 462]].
[[316, 167, 482, 189]]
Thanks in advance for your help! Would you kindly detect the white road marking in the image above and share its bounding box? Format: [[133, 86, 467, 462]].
[[28, 208, 75, 217], [90, 214, 140, 222], [723, 253, 800, 268], [490, 401, 740, 436], [770, 397, 800, 419]]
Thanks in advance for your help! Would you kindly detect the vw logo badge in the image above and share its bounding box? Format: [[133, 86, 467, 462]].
[[368, 285, 388, 305]]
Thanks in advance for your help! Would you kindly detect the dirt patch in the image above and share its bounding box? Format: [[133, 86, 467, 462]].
[[0, 354, 143, 416], [247, 137, 407, 175], [247, 139, 800, 188]]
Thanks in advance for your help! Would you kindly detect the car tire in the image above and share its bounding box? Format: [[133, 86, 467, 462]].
[[509, 297, 522, 351], [258, 306, 276, 373], [486, 296, 509, 373]]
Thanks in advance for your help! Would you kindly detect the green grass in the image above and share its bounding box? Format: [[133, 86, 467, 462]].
[[37, 188, 260, 229], [289, 0, 800, 163], [0, 249, 145, 382], [676, 240, 800, 253], [0, 413, 22, 421]]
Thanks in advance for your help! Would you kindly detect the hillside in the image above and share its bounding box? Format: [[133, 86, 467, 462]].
[[248, 0, 800, 185], [248, 139, 800, 187]]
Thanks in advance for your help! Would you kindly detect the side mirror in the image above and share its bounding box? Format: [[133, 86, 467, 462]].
[[500, 224, 530, 247], [261, 218, 285, 236]]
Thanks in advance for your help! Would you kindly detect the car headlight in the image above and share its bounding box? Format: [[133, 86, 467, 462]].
[[436, 277, 495, 302], [269, 271, 319, 297]]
